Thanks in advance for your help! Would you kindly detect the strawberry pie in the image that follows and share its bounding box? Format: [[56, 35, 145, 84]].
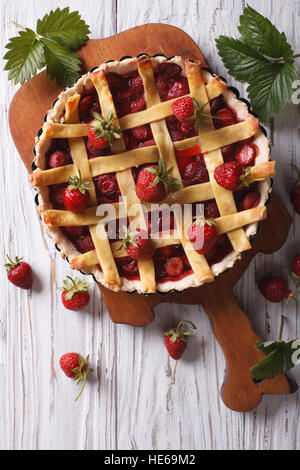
[[31, 56, 274, 293]]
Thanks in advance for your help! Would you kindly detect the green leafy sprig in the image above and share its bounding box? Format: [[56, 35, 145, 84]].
[[4, 7, 90, 87], [251, 315, 300, 381], [215, 5, 299, 122], [59, 276, 91, 301], [117, 225, 140, 251], [146, 158, 181, 190], [66, 169, 91, 194], [90, 112, 122, 144], [187, 98, 220, 130]]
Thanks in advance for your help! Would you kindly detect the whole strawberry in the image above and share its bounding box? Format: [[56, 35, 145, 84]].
[[88, 111, 122, 149], [164, 320, 197, 360], [136, 158, 180, 203], [118, 226, 155, 260], [291, 164, 300, 214], [258, 276, 295, 303], [59, 276, 91, 311], [5, 255, 33, 289], [187, 218, 218, 254], [292, 253, 300, 285], [214, 161, 245, 191], [172, 96, 194, 121], [63, 169, 90, 212], [172, 96, 218, 131], [60, 352, 93, 401], [48, 150, 72, 168]]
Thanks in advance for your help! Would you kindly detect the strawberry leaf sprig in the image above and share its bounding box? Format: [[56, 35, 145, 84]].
[[251, 315, 300, 381], [59, 276, 91, 301], [90, 112, 122, 145], [146, 158, 181, 190], [215, 5, 299, 122], [4, 7, 90, 87], [187, 98, 220, 130]]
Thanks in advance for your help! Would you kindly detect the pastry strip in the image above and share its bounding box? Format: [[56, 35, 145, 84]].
[[65, 94, 120, 287], [92, 70, 156, 293], [138, 56, 214, 284], [65, 94, 97, 206], [186, 60, 251, 253]]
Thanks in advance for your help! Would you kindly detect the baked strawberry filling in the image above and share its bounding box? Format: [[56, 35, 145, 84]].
[[46, 64, 262, 285]]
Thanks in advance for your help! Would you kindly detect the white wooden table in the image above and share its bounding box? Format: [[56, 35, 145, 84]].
[[1, 0, 299, 450]]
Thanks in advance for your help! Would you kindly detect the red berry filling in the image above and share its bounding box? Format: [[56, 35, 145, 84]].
[[94, 173, 121, 203], [181, 156, 209, 187], [75, 234, 95, 254], [115, 257, 139, 279]]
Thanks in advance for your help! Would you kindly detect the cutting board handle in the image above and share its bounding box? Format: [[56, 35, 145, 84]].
[[203, 290, 292, 412]]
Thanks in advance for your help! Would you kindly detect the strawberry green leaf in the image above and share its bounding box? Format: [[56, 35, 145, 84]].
[[247, 62, 298, 122], [238, 5, 294, 61], [250, 340, 300, 381], [215, 36, 267, 82], [36, 7, 90, 50], [4, 28, 46, 85], [215, 6, 299, 122], [40, 37, 82, 87]]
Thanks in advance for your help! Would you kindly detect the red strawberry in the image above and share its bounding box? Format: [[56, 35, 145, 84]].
[[214, 162, 245, 191], [221, 144, 236, 161], [172, 96, 195, 121], [5, 255, 33, 289], [129, 75, 144, 94], [167, 78, 189, 100], [79, 95, 95, 120], [292, 253, 300, 284], [59, 276, 91, 311], [48, 150, 72, 168], [156, 76, 169, 97], [258, 277, 295, 303], [49, 183, 67, 208], [241, 191, 260, 210], [59, 352, 93, 401], [182, 159, 209, 187], [139, 139, 156, 148], [214, 108, 236, 129], [164, 320, 196, 360], [87, 128, 109, 149], [158, 62, 182, 79], [63, 226, 86, 238], [63, 170, 90, 212], [94, 173, 119, 195], [118, 227, 154, 260], [187, 218, 218, 254], [291, 164, 300, 214], [235, 143, 257, 166], [132, 125, 149, 141], [209, 96, 225, 115], [75, 234, 95, 253], [136, 158, 180, 203], [165, 257, 184, 277], [106, 72, 125, 92], [87, 111, 122, 149], [131, 95, 146, 113], [204, 200, 220, 219]]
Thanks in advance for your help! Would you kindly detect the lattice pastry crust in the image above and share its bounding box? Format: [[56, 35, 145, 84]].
[[32, 56, 272, 293]]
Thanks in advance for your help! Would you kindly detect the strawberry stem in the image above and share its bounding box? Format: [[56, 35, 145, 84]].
[[278, 315, 285, 342], [74, 370, 87, 402]]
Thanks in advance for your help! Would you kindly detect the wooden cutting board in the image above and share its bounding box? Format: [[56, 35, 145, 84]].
[[8, 23, 297, 412]]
